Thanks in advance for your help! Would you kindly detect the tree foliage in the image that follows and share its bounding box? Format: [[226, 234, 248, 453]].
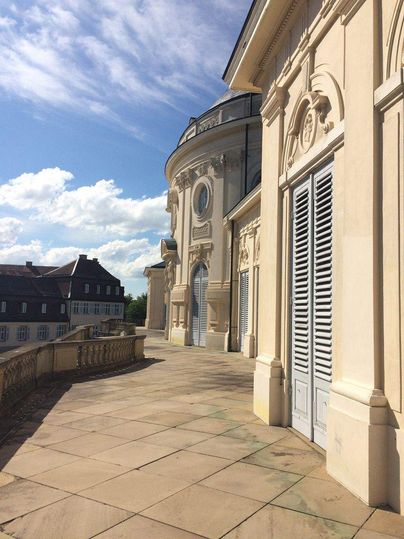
[[125, 292, 147, 322]]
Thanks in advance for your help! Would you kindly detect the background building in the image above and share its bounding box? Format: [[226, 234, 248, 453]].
[[224, 0, 404, 514], [143, 261, 165, 330], [0, 255, 124, 349], [160, 90, 262, 356]]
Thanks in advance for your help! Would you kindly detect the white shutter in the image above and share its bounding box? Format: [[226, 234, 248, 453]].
[[239, 271, 249, 350], [199, 266, 208, 347], [291, 162, 333, 449], [313, 165, 333, 448], [191, 263, 208, 347], [291, 179, 312, 438]]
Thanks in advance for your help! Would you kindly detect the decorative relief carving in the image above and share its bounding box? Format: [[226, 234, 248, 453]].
[[196, 161, 209, 178], [254, 233, 260, 266], [189, 242, 213, 269], [238, 236, 249, 270], [197, 112, 221, 133], [175, 169, 195, 191], [193, 221, 211, 240], [210, 154, 225, 175], [283, 72, 344, 172]]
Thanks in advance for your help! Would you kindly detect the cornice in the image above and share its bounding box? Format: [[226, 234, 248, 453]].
[[261, 85, 287, 124], [374, 68, 404, 113]]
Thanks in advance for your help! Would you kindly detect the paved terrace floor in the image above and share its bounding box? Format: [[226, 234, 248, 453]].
[[0, 330, 403, 539]]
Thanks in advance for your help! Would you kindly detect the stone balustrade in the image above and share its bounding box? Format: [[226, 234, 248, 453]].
[[0, 328, 145, 412]]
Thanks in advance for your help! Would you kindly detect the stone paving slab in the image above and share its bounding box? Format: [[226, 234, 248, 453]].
[[0, 329, 403, 538]]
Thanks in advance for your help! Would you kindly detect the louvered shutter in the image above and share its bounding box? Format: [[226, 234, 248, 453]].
[[291, 179, 312, 439], [239, 271, 249, 350], [192, 265, 201, 346], [291, 162, 333, 450], [199, 265, 208, 347], [313, 165, 333, 448], [191, 263, 208, 347]]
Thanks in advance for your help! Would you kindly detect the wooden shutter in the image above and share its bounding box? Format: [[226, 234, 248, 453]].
[[291, 162, 333, 449], [239, 270, 249, 350], [199, 265, 208, 347], [191, 263, 208, 347], [291, 179, 312, 438], [313, 164, 333, 447]]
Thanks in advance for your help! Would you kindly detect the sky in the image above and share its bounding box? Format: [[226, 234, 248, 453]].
[[0, 0, 252, 296]]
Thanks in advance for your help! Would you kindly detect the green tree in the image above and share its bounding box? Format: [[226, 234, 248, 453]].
[[125, 293, 147, 322]]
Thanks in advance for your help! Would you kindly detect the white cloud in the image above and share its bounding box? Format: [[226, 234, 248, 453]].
[[0, 167, 169, 236], [0, 168, 73, 210], [0, 1, 251, 136], [0, 217, 24, 245], [0, 237, 162, 292]]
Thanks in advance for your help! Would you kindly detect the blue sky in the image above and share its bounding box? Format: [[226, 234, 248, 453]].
[[0, 0, 251, 296]]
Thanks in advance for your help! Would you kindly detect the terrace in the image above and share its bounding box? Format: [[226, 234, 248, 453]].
[[0, 330, 402, 538]]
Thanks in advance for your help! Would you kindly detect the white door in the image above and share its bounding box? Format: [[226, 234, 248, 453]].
[[291, 162, 333, 449], [239, 270, 249, 351], [191, 263, 208, 347]]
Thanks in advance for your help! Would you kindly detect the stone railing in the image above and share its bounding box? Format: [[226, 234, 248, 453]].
[[0, 330, 146, 412], [100, 319, 136, 336]]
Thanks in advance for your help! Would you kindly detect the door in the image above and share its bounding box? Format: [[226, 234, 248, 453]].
[[291, 162, 333, 449], [191, 263, 208, 347], [239, 270, 249, 351]]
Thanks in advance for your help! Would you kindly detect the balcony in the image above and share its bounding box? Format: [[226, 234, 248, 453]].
[[178, 93, 262, 147]]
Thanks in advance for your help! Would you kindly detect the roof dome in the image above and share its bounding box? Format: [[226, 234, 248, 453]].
[[209, 89, 249, 109]]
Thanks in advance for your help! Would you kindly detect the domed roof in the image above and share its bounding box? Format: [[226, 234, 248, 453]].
[[209, 89, 249, 109]]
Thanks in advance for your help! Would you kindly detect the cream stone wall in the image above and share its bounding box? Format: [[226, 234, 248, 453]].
[[225, 0, 404, 514], [144, 267, 165, 330]]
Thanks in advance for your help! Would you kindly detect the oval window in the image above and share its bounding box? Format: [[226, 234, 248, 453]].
[[197, 185, 209, 216]]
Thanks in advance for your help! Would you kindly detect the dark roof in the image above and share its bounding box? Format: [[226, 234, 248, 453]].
[[209, 89, 249, 109], [0, 263, 57, 277], [150, 261, 165, 269], [45, 255, 120, 282], [44, 260, 76, 277], [222, 0, 258, 81], [0, 275, 64, 298]]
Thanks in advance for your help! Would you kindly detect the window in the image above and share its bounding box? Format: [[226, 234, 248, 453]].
[[96, 284, 101, 295], [60, 304, 66, 314], [21, 302, 27, 314], [83, 302, 89, 314], [115, 286, 120, 296], [41, 303, 47, 314], [106, 285, 111, 295], [17, 326, 30, 341], [94, 303, 100, 315], [114, 304, 120, 315], [37, 325, 49, 341], [0, 326, 9, 342], [0, 301, 6, 313], [56, 324, 67, 338], [72, 302, 79, 314], [84, 283, 90, 293], [105, 303, 111, 315]]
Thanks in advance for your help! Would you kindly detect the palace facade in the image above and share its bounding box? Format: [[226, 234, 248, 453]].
[[223, 0, 404, 515], [146, 0, 404, 514]]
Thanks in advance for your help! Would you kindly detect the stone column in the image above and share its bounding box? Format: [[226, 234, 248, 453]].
[[254, 87, 286, 424]]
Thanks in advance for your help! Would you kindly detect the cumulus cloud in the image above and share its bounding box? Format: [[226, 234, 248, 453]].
[[0, 217, 24, 246], [0, 167, 169, 236], [0, 1, 251, 136], [0, 237, 161, 283]]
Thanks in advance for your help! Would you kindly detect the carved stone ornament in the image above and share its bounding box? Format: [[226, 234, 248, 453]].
[[164, 258, 175, 291], [175, 169, 195, 192], [193, 221, 211, 240], [189, 242, 213, 269], [196, 161, 209, 178], [254, 233, 260, 266], [210, 154, 225, 175], [238, 236, 249, 270], [283, 70, 345, 173]]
